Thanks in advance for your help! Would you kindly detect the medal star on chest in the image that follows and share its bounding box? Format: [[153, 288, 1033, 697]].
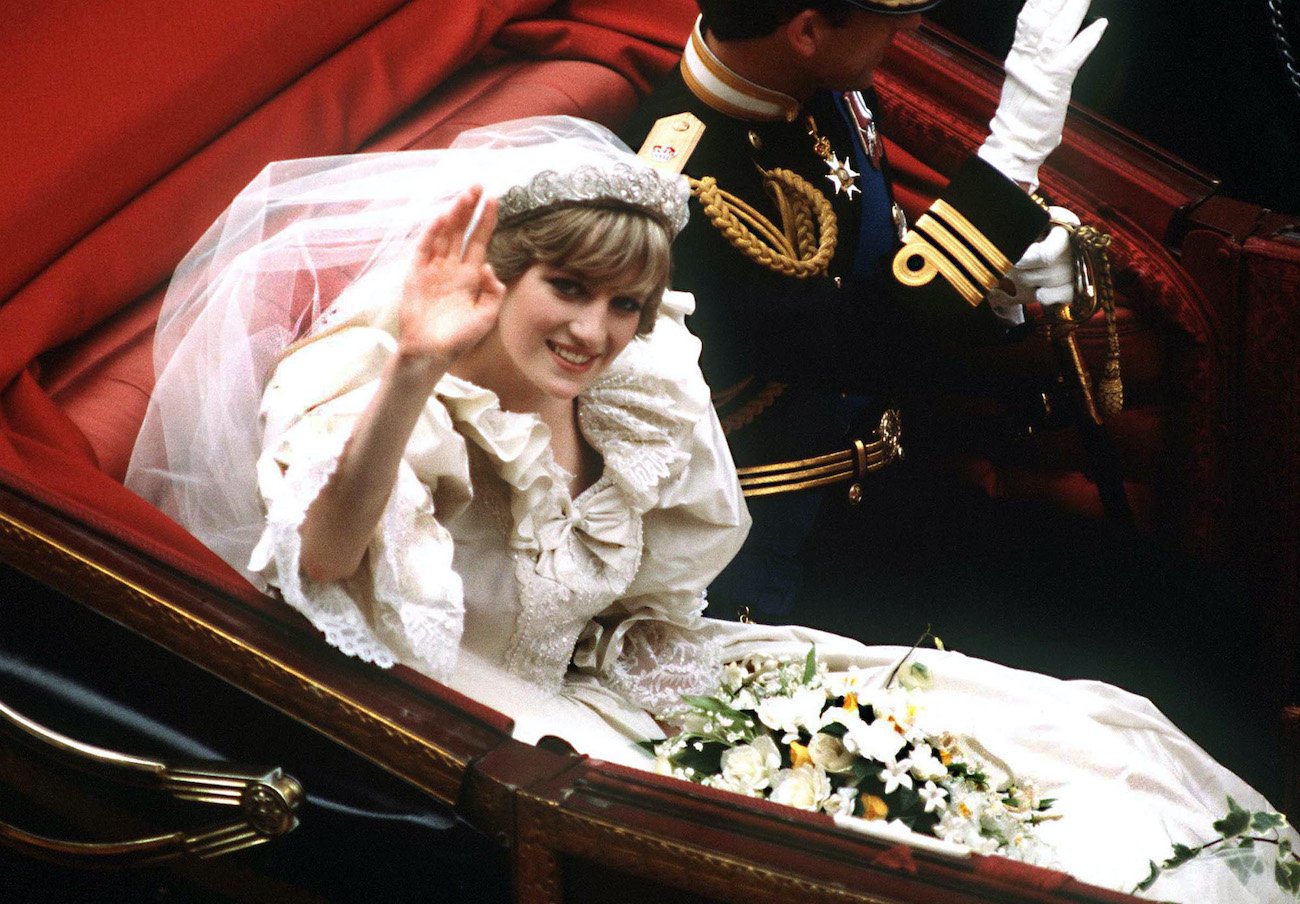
[[824, 154, 860, 199], [808, 117, 859, 199]]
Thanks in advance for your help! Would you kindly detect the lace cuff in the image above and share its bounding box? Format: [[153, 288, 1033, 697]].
[[573, 592, 721, 716], [249, 329, 470, 681]]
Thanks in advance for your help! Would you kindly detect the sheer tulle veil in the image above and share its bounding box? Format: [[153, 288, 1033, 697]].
[[125, 116, 690, 587]]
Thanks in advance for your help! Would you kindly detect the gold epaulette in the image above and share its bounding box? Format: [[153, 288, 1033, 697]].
[[891, 198, 1013, 306]]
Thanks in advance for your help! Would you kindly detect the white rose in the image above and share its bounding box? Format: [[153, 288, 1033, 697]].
[[769, 764, 832, 811], [718, 734, 781, 795], [757, 688, 829, 738], [821, 785, 858, 817], [807, 732, 856, 773]]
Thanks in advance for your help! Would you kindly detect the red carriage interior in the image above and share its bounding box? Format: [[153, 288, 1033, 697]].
[[3, 1, 1298, 900]]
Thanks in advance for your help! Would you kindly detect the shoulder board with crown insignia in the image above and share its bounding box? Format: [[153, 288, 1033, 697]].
[[637, 112, 705, 175]]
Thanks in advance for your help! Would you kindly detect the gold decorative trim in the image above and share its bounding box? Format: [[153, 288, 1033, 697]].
[[736, 410, 902, 497], [519, 793, 901, 904], [682, 21, 800, 122], [0, 692, 304, 866], [516, 802, 565, 904], [931, 199, 1013, 274], [892, 233, 984, 306], [914, 214, 998, 292], [680, 59, 770, 123], [0, 509, 470, 805], [688, 28, 796, 114]]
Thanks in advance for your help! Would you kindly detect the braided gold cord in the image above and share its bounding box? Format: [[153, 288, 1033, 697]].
[[690, 168, 837, 278], [719, 381, 787, 435], [1076, 225, 1124, 417]]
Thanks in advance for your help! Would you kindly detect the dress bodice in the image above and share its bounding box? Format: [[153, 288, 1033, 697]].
[[250, 288, 748, 709]]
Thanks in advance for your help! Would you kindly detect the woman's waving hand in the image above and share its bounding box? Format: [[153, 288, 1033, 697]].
[[399, 186, 506, 368]]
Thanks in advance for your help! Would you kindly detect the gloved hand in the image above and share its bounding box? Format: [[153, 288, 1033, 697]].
[[977, 0, 1108, 191], [987, 206, 1079, 325]]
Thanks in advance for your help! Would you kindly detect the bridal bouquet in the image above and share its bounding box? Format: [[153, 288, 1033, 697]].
[[647, 647, 1057, 863]]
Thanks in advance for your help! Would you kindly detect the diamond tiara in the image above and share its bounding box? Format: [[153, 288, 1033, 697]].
[[497, 163, 689, 235]]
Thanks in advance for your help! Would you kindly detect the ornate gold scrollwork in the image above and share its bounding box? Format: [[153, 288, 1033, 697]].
[[0, 696, 303, 867]]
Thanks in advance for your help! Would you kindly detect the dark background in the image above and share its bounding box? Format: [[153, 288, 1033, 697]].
[[929, 0, 1300, 213]]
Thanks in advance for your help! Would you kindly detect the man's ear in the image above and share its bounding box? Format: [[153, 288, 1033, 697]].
[[781, 9, 827, 63]]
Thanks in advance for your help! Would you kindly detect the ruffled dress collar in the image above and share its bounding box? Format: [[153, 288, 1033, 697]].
[[434, 362, 699, 691]]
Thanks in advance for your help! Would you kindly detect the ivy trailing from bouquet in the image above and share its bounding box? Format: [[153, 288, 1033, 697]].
[[1137, 796, 1299, 897], [644, 645, 1058, 864]]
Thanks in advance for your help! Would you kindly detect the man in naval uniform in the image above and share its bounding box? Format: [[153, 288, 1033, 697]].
[[622, 0, 1105, 618]]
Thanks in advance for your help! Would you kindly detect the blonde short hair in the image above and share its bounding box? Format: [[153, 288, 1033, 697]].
[[487, 204, 673, 335]]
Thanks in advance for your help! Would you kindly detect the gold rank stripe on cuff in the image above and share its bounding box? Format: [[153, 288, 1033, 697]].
[[914, 214, 997, 294], [932, 199, 1014, 273], [892, 198, 1015, 307]]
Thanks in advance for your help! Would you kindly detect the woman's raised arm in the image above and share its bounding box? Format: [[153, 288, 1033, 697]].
[[298, 187, 505, 583]]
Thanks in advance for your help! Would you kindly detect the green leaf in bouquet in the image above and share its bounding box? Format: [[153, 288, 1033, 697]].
[[981, 825, 1009, 847], [820, 721, 849, 739], [852, 760, 883, 790], [1279, 838, 1293, 858], [1213, 796, 1252, 838], [680, 695, 755, 729], [887, 786, 925, 825], [802, 645, 817, 684], [1136, 861, 1162, 892], [1252, 810, 1288, 832], [1275, 856, 1300, 894], [674, 740, 727, 777], [636, 739, 660, 756], [1036, 798, 1057, 812], [946, 761, 989, 789], [1162, 843, 1199, 868], [1224, 848, 1264, 887]]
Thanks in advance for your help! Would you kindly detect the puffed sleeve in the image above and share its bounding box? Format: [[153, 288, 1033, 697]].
[[248, 323, 473, 681], [571, 291, 751, 714]]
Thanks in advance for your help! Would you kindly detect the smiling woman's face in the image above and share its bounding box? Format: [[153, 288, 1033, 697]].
[[488, 264, 645, 406]]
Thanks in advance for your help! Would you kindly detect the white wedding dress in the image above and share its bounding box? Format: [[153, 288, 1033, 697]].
[[249, 280, 1290, 903]]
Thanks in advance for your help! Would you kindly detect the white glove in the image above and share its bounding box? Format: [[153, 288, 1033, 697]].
[[987, 206, 1079, 325], [977, 0, 1108, 191]]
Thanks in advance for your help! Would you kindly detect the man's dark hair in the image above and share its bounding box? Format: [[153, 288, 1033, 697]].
[[697, 0, 853, 41]]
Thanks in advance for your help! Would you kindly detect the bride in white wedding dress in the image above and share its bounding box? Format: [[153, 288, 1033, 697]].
[[126, 117, 1294, 902]]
